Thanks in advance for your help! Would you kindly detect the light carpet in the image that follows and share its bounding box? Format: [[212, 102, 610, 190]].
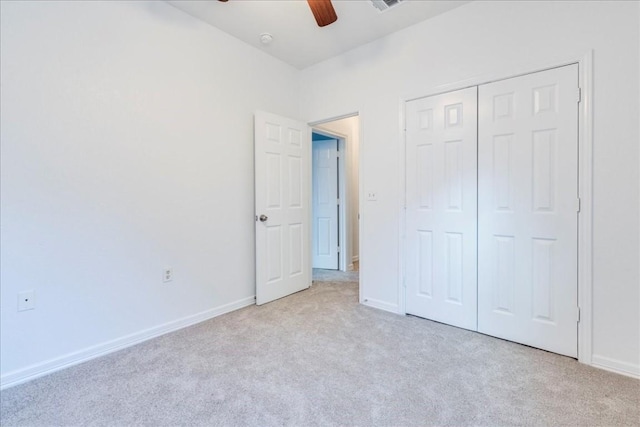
[[1, 280, 638, 426], [312, 267, 358, 283]]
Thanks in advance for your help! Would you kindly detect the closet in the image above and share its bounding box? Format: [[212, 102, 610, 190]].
[[405, 64, 579, 358]]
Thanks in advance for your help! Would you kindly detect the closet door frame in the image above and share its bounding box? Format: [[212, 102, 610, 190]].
[[398, 51, 593, 365]]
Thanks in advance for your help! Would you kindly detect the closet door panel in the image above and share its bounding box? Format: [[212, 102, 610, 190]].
[[478, 65, 579, 357], [405, 88, 478, 331]]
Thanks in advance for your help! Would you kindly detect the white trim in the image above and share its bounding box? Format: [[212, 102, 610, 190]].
[[399, 51, 592, 103], [356, 113, 365, 305], [0, 296, 255, 390], [309, 112, 359, 127], [577, 51, 594, 366], [308, 111, 364, 305], [362, 298, 398, 314], [397, 98, 407, 315], [312, 128, 349, 272], [337, 136, 348, 271], [591, 355, 640, 379], [399, 52, 594, 367]]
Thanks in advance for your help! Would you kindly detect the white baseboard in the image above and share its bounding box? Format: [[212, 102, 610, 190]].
[[362, 297, 398, 314], [591, 354, 640, 379], [0, 295, 256, 390], [352, 255, 359, 263]]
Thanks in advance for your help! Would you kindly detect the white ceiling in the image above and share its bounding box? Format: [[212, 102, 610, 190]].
[[167, 0, 470, 69]]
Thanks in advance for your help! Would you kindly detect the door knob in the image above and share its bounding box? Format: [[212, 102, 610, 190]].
[[259, 214, 268, 222]]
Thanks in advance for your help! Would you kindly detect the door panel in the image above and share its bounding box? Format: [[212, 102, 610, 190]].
[[405, 87, 478, 331], [255, 111, 311, 305], [312, 139, 339, 269], [477, 65, 579, 357]]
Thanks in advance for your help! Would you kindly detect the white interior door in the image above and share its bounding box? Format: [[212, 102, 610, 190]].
[[312, 139, 339, 270], [477, 65, 579, 357], [255, 111, 311, 305], [405, 87, 478, 331]]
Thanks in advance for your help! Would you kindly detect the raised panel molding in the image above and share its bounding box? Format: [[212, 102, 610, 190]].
[[266, 122, 281, 142], [288, 128, 301, 146], [532, 129, 557, 212], [445, 232, 463, 304], [317, 218, 331, 255], [493, 134, 513, 211], [267, 226, 282, 282], [493, 93, 514, 120], [444, 103, 463, 128], [318, 168, 331, 204], [289, 156, 302, 208], [493, 235, 515, 314], [533, 84, 557, 115], [418, 230, 433, 297], [266, 153, 282, 208], [419, 109, 433, 130], [532, 238, 556, 323], [417, 144, 434, 209], [289, 223, 303, 275], [445, 140, 463, 211]]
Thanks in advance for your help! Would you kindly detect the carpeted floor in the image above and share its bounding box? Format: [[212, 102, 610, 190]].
[[313, 262, 359, 283], [1, 275, 638, 426]]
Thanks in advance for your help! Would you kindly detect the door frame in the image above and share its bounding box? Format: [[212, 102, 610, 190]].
[[311, 129, 347, 271], [399, 51, 594, 366], [308, 112, 362, 298]]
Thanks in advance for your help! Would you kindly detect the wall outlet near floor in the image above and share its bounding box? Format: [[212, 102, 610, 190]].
[[18, 290, 36, 311], [163, 268, 173, 283], [366, 191, 378, 201]]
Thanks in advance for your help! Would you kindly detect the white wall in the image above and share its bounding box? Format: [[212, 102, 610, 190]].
[[300, 1, 640, 375], [0, 1, 299, 386], [315, 116, 360, 267], [2, 0, 638, 387]]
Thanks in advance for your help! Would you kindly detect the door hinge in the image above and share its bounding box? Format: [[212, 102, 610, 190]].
[[576, 306, 581, 323], [577, 87, 582, 103], [337, 198, 340, 205], [576, 197, 581, 213], [337, 246, 340, 253]]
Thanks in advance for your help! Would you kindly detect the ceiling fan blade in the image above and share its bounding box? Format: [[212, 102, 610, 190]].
[[307, 0, 338, 27]]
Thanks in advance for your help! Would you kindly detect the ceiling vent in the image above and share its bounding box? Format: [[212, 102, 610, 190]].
[[370, 0, 406, 12]]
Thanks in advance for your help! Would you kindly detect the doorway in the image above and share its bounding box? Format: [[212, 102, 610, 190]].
[[311, 115, 360, 276], [254, 111, 360, 305], [312, 133, 340, 270]]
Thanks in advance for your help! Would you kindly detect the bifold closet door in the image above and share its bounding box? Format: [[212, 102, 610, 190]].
[[477, 65, 579, 357], [405, 87, 478, 331]]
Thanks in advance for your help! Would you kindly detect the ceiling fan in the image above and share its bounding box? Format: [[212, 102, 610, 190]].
[[218, 0, 338, 28]]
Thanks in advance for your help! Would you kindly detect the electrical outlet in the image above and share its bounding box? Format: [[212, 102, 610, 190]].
[[18, 290, 36, 311], [163, 268, 173, 283], [367, 191, 378, 201]]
